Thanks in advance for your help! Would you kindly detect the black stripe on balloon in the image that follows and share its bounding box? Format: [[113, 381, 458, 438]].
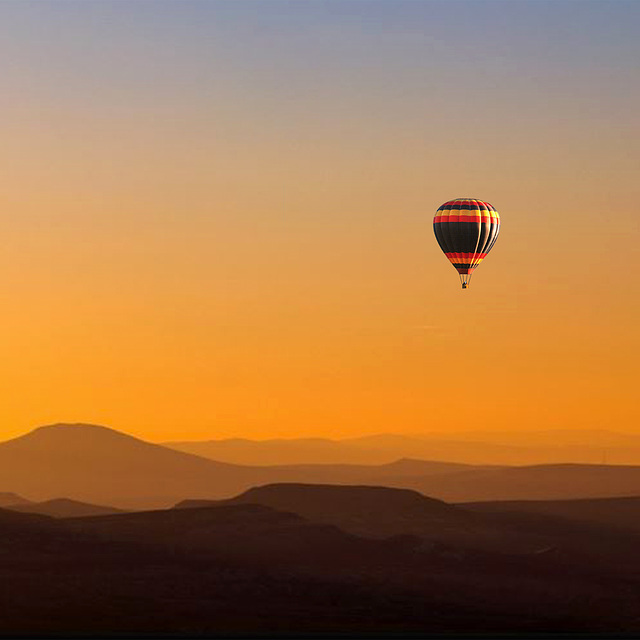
[[476, 220, 491, 257], [434, 221, 450, 255], [439, 221, 485, 254], [464, 217, 481, 259], [433, 223, 450, 255], [440, 221, 457, 256]]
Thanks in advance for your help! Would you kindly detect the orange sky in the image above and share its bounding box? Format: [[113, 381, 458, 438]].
[[0, 1, 638, 441]]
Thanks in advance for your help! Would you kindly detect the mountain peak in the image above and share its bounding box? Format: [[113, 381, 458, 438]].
[[13, 423, 146, 445], [237, 482, 456, 514], [30, 423, 134, 435]]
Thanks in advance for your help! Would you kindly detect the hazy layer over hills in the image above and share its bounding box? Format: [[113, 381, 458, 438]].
[[4, 424, 640, 508], [165, 429, 640, 465]]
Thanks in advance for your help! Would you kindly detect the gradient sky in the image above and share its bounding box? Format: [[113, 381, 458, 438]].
[[0, 0, 638, 441]]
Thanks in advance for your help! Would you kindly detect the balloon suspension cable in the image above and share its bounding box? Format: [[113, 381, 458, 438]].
[[459, 272, 472, 289]]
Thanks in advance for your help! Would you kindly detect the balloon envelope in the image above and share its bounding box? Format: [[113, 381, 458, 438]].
[[433, 198, 500, 288]]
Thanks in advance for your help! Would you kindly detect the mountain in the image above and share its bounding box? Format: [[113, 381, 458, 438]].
[[257, 457, 487, 488], [175, 483, 640, 584], [5, 498, 124, 518], [406, 463, 640, 502], [4, 424, 640, 509], [347, 431, 640, 465], [177, 483, 466, 535], [436, 428, 640, 448], [63, 502, 412, 568], [4, 503, 635, 634], [0, 424, 483, 509], [164, 434, 526, 465], [260, 461, 640, 503], [176, 483, 547, 553], [462, 496, 640, 533], [0, 423, 271, 509], [4, 493, 640, 633], [0, 505, 57, 533], [164, 436, 387, 465], [0, 491, 30, 507], [166, 430, 640, 465]]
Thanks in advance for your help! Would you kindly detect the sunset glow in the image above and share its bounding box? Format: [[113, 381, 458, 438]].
[[0, 0, 638, 441]]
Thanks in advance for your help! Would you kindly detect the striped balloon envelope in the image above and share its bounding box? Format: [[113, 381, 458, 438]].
[[433, 198, 500, 289]]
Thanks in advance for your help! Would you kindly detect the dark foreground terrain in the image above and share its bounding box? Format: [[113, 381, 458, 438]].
[[1, 484, 640, 636]]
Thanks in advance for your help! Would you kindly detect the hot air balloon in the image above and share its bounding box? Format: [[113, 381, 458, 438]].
[[433, 198, 500, 289]]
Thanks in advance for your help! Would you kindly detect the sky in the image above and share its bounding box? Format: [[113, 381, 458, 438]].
[[0, 0, 638, 442]]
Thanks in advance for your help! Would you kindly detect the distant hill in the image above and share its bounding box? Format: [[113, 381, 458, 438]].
[[166, 430, 640, 466], [0, 423, 271, 509], [0, 424, 483, 509], [433, 428, 640, 449], [0, 505, 56, 532], [6, 501, 638, 634], [258, 457, 487, 487], [6, 498, 124, 518], [5, 424, 640, 509], [0, 491, 30, 507], [263, 461, 640, 503], [4, 490, 640, 633], [409, 464, 640, 502], [462, 496, 640, 533], [177, 483, 464, 535], [164, 436, 388, 465], [63, 502, 418, 568], [175, 482, 640, 580], [176, 483, 546, 553]]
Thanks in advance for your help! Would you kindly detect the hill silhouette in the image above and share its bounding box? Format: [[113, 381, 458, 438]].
[[2, 498, 640, 634], [0, 424, 470, 507], [0, 424, 489, 508], [463, 495, 640, 533], [5, 424, 640, 509], [165, 436, 386, 465], [0, 491, 29, 507], [63, 502, 415, 567], [165, 429, 640, 465], [6, 497, 124, 518], [0, 423, 268, 508], [177, 483, 553, 553], [413, 463, 640, 502]]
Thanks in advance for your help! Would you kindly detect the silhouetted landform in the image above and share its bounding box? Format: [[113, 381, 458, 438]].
[[5, 497, 124, 518], [165, 429, 640, 465], [64, 502, 407, 566], [165, 436, 390, 465], [0, 425, 470, 508], [5, 424, 640, 509], [445, 428, 640, 454], [0, 491, 29, 507], [260, 457, 500, 495], [176, 483, 546, 553], [463, 495, 640, 533], [0, 423, 268, 509], [2, 489, 640, 634], [414, 463, 640, 502], [231, 461, 640, 503]]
